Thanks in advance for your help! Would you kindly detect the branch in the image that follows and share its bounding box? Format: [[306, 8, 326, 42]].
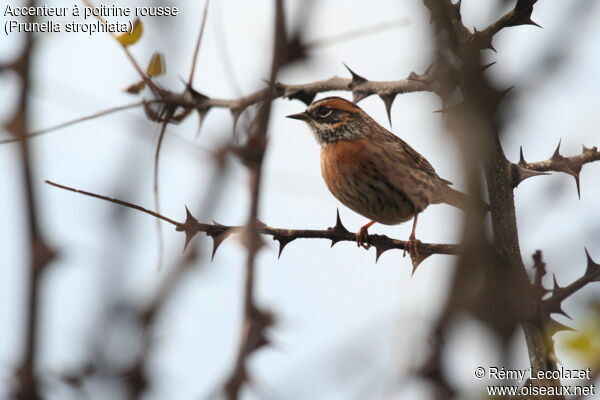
[[188, 0, 210, 85], [8, 1, 56, 399], [476, 0, 540, 40], [44, 180, 460, 264], [185, 70, 431, 115], [543, 249, 600, 317], [514, 143, 600, 197], [0, 101, 152, 145]]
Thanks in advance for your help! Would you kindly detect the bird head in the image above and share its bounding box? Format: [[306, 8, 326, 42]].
[[287, 96, 366, 145]]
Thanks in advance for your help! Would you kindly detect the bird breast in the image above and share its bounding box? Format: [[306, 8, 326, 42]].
[[320, 138, 415, 225]]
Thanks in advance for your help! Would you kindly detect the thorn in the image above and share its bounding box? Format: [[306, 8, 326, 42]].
[[410, 247, 431, 276], [275, 236, 294, 259], [552, 139, 562, 160], [231, 108, 243, 140], [330, 209, 349, 247], [210, 233, 229, 261], [352, 91, 369, 103], [481, 61, 497, 72], [552, 273, 562, 294], [380, 94, 396, 127], [574, 174, 581, 200], [407, 71, 419, 80], [184, 82, 210, 109], [582, 145, 596, 153], [284, 88, 316, 106], [546, 317, 574, 336], [178, 206, 200, 251], [195, 109, 209, 138], [375, 245, 392, 263], [512, 163, 549, 188], [526, 19, 542, 28], [555, 307, 572, 320], [343, 63, 367, 85], [433, 102, 462, 115], [333, 209, 349, 234], [584, 248, 600, 281], [519, 146, 526, 165], [500, 85, 514, 100]]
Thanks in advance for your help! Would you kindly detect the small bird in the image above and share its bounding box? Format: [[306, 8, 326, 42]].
[[287, 96, 475, 259]]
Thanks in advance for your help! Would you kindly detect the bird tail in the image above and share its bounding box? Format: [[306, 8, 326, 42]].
[[441, 186, 490, 213]]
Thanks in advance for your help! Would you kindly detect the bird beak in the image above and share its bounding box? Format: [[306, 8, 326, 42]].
[[286, 112, 309, 121]]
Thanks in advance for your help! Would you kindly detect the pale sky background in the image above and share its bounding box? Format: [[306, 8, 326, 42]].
[[1, 0, 599, 399]]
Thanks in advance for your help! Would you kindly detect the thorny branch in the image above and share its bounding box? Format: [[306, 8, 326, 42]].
[[45, 180, 460, 265], [417, 0, 599, 398], [543, 249, 600, 318], [514, 143, 600, 197]]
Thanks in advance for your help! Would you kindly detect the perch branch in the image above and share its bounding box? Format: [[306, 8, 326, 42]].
[[44, 180, 460, 262]]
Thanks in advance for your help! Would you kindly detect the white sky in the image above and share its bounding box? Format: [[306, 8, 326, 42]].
[[1, 0, 599, 399]]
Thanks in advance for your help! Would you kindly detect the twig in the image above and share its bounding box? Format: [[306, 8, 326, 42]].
[[188, 0, 210, 85], [83, 0, 160, 95], [45, 181, 180, 226], [543, 249, 600, 316], [152, 115, 173, 271], [0, 101, 151, 145], [305, 17, 411, 49]]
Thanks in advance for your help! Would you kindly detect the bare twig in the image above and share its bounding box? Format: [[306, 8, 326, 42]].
[[305, 17, 411, 49], [83, 0, 160, 95], [188, 0, 210, 85], [0, 101, 152, 145], [152, 115, 173, 271]]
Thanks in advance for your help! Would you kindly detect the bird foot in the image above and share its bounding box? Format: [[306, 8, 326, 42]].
[[403, 233, 421, 260], [356, 227, 371, 250]]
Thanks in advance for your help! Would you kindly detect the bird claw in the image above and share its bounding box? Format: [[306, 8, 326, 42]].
[[403, 234, 421, 260], [356, 227, 371, 250]]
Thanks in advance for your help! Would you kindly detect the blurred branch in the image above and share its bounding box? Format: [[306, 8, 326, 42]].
[[305, 17, 411, 49], [5, 0, 56, 399], [420, 0, 570, 398], [188, 0, 210, 85], [224, 1, 287, 398]]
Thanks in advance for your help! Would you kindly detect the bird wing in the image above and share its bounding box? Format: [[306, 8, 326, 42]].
[[378, 129, 453, 185]]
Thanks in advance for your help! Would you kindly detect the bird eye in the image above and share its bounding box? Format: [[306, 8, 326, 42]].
[[316, 107, 332, 118]]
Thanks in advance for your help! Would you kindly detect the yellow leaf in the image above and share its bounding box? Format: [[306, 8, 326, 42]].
[[124, 80, 146, 94], [146, 53, 166, 77], [116, 18, 143, 47]]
